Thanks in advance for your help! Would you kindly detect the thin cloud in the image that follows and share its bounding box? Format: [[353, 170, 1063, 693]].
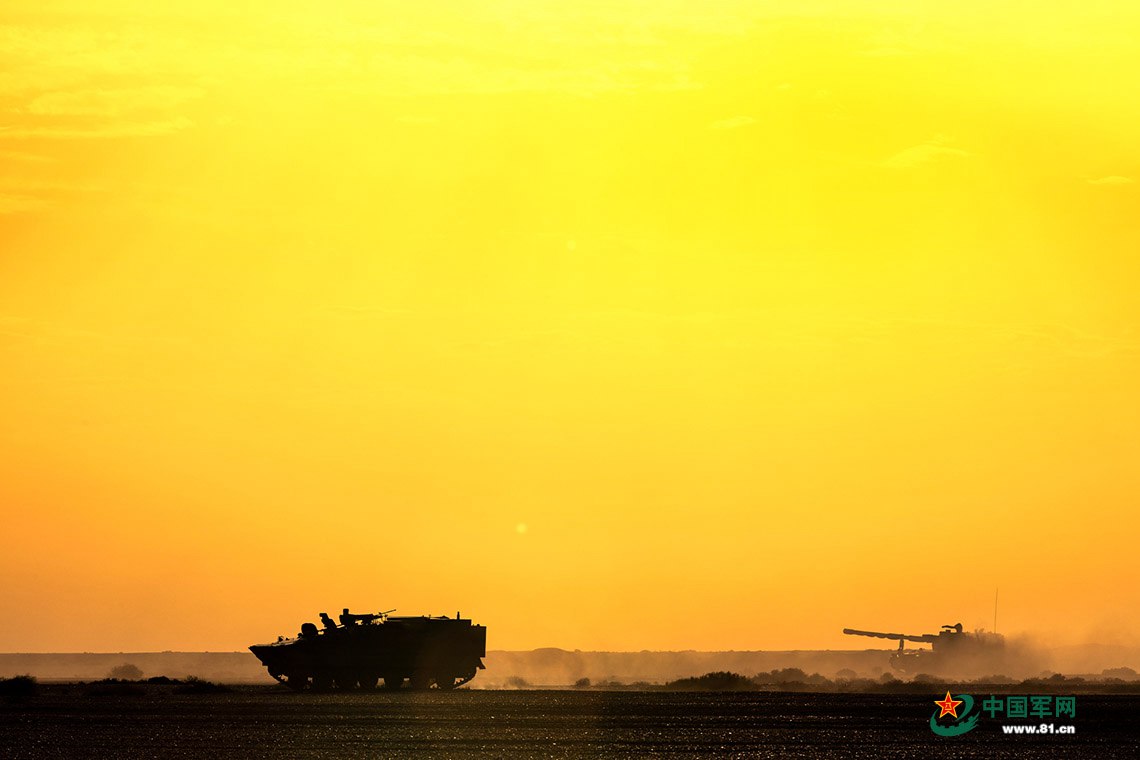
[[25, 86, 204, 117], [0, 177, 106, 192], [835, 317, 1140, 360], [882, 138, 970, 169], [0, 117, 194, 140], [1086, 176, 1134, 186], [0, 149, 55, 163]]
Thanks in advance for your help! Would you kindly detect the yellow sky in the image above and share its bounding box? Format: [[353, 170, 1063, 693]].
[[2, 1, 1138, 652]]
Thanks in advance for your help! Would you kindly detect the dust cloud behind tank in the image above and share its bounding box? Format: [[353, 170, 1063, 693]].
[[842, 622, 1012, 678], [249, 608, 487, 690]]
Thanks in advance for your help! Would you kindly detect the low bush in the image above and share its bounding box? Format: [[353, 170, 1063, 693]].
[[0, 675, 37, 697]]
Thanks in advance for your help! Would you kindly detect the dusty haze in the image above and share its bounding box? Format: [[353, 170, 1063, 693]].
[[3, 642, 1137, 686]]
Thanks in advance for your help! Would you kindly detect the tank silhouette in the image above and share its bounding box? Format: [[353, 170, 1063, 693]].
[[250, 609, 486, 690], [843, 622, 1005, 675]]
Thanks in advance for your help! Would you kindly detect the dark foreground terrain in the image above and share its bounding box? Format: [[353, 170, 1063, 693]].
[[2, 687, 1136, 758]]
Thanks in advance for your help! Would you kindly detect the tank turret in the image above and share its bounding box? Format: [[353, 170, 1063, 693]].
[[843, 622, 1005, 676], [250, 608, 487, 691]]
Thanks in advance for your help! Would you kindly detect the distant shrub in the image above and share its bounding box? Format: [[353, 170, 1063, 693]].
[[594, 679, 623, 688], [836, 678, 881, 693], [574, 677, 591, 688], [665, 671, 755, 691], [769, 668, 807, 684], [975, 674, 1015, 685], [0, 675, 37, 697], [504, 676, 530, 689], [175, 676, 231, 694], [835, 669, 857, 681], [85, 681, 145, 697], [109, 663, 144, 681], [911, 673, 944, 685]]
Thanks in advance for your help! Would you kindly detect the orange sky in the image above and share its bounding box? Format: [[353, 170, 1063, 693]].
[[2, 1, 1138, 652]]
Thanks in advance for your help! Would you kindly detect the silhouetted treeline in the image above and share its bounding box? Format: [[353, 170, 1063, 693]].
[[0, 652, 265, 683], [661, 669, 1140, 694], [662, 672, 756, 691], [81, 675, 232, 697]]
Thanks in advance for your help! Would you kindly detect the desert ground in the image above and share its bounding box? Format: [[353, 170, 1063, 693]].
[[2, 687, 1137, 759]]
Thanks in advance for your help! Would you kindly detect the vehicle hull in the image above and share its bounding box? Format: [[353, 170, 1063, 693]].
[[250, 614, 486, 690]]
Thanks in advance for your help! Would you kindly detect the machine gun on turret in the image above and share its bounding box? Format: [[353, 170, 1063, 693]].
[[336, 608, 397, 626]]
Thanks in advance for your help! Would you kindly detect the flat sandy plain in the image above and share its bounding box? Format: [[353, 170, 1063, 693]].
[[2, 688, 1136, 758]]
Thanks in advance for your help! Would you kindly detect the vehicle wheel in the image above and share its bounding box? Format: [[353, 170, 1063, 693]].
[[335, 673, 358, 691], [435, 674, 455, 690], [286, 674, 308, 691], [409, 671, 431, 690], [358, 673, 378, 691], [383, 675, 404, 690], [312, 673, 333, 691]]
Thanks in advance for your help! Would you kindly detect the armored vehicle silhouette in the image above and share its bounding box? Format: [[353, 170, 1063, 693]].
[[843, 622, 1005, 675], [250, 609, 486, 690]]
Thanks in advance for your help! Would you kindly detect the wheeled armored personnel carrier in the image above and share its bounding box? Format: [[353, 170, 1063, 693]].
[[250, 609, 486, 690], [843, 622, 1005, 676]]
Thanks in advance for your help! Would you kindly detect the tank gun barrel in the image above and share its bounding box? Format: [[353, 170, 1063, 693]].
[[843, 628, 938, 644]]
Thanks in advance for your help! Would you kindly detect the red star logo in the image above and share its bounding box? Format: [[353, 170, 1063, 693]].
[[934, 691, 963, 719]]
